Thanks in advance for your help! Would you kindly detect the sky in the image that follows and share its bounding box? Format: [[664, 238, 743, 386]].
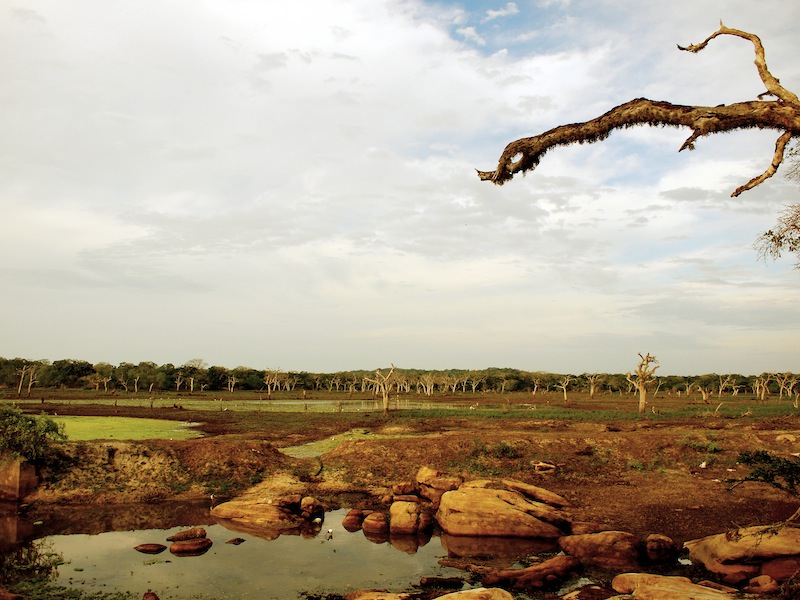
[[2, 0, 799, 377]]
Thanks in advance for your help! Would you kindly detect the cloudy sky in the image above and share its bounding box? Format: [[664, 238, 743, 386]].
[[2, 0, 799, 376]]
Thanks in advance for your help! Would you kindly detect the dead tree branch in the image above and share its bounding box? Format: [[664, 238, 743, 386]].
[[478, 23, 800, 197]]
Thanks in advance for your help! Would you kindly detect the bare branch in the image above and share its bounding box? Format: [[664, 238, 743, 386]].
[[478, 26, 800, 197]]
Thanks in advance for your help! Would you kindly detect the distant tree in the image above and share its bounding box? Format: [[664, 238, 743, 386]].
[[181, 359, 208, 393], [43, 359, 94, 389], [626, 353, 659, 414], [583, 373, 603, 399], [556, 375, 575, 404], [364, 364, 397, 416], [206, 366, 229, 392], [479, 24, 800, 261]]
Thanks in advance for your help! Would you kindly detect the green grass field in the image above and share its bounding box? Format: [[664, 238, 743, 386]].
[[50, 416, 202, 441]]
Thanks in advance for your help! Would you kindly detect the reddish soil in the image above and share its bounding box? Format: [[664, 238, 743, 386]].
[[22, 402, 800, 547]]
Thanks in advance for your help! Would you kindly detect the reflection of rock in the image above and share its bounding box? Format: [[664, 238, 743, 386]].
[[479, 555, 581, 590], [684, 524, 800, 584], [211, 495, 324, 540], [166, 527, 206, 542], [345, 589, 513, 600], [558, 531, 641, 571], [169, 537, 213, 556], [436, 487, 567, 538], [612, 573, 733, 599], [440, 534, 557, 563], [134, 543, 167, 554]]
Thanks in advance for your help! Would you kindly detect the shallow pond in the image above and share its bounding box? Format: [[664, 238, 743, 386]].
[[2, 504, 556, 599]]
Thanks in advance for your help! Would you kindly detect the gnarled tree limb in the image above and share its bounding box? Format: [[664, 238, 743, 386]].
[[479, 23, 800, 197]]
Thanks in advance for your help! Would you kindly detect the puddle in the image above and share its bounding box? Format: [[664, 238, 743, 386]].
[[3, 506, 503, 599]]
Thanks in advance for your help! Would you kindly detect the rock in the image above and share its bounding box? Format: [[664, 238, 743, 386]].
[[480, 555, 581, 589], [744, 574, 779, 593], [169, 537, 213, 556], [393, 482, 417, 495], [684, 524, 800, 584], [760, 556, 800, 582], [212, 497, 322, 539], [362, 512, 389, 535], [775, 434, 797, 444], [389, 501, 431, 535], [344, 591, 410, 600], [300, 496, 324, 519], [436, 487, 568, 538], [437, 589, 515, 599], [559, 583, 616, 599], [166, 527, 206, 541], [343, 508, 365, 532], [559, 531, 641, 571], [612, 573, 736, 599], [225, 537, 246, 545], [134, 543, 167, 554], [142, 593, 160, 600], [499, 479, 572, 507], [392, 494, 422, 503], [416, 466, 463, 506], [644, 533, 678, 564], [570, 521, 604, 535], [419, 576, 463, 589]]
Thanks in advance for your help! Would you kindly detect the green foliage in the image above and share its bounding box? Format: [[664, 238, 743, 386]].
[[0, 406, 66, 464], [680, 436, 724, 453], [733, 450, 800, 496]]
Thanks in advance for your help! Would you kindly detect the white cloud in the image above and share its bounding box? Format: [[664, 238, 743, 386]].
[[0, 0, 798, 374]]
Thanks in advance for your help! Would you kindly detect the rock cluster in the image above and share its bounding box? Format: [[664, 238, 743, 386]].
[[344, 466, 800, 599], [134, 526, 213, 558]]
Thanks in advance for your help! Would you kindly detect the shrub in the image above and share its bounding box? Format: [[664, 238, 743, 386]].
[[0, 406, 66, 465]]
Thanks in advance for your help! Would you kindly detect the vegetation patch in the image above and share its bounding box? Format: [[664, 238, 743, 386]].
[[50, 416, 202, 441]]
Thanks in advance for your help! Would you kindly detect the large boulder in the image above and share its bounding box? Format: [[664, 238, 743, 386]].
[[559, 531, 641, 571], [436, 487, 568, 538], [416, 466, 463, 507], [684, 523, 800, 584], [389, 501, 432, 535], [212, 496, 323, 540]]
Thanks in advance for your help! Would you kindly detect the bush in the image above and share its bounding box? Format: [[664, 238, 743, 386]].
[[0, 406, 66, 464]]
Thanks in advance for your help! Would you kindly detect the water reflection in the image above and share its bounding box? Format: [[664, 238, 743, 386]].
[[1, 505, 484, 600]]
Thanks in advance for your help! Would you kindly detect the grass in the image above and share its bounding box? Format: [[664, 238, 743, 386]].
[[49, 416, 202, 441]]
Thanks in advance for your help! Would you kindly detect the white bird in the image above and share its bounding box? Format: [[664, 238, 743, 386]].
[[312, 517, 323, 525], [325, 529, 333, 540]]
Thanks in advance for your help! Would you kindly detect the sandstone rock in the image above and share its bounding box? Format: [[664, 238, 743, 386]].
[[300, 496, 324, 519], [612, 573, 735, 599], [437, 487, 568, 538], [500, 479, 572, 507], [570, 521, 604, 535], [416, 466, 463, 506], [345, 591, 410, 600], [166, 527, 206, 541], [744, 574, 779, 594], [211, 499, 310, 539], [342, 508, 365, 532], [225, 537, 246, 545], [644, 533, 678, 564], [134, 543, 167, 554], [169, 537, 213, 556], [684, 524, 800, 583], [559, 531, 641, 571], [392, 494, 422, 503], [390, 501, 431, 535], [760, 556, 800, 582], [393, 481, 417, 495], [362, 512, 389, 535], [480, 555, 581, 590], [142, 593, 159, 600]]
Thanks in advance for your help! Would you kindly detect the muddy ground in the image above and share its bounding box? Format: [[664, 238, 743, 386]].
[[22, 403, 800, 545]]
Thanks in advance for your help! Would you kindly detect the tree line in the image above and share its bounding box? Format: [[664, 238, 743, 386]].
[[1, 356, 797, 403]]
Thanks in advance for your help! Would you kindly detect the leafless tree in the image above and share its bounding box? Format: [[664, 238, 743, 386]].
[[626, 353, 659, 414], [364, 364, 397, 416]]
